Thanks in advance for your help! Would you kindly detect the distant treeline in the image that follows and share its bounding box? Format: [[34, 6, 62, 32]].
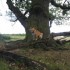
[[51, 32, 70, 37]]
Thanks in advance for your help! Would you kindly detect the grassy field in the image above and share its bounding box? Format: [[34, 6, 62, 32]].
[[6, 34, 25, 42], [0, 34, 70, 70], [0, 34, 25, 42], [12, 47, 70, 70]]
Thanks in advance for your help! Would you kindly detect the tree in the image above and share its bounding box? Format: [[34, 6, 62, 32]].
[[6, 0, 50, 41], [6, 0, 70, 46]]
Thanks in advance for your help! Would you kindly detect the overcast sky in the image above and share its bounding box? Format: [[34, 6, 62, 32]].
[[0, 0, 26, 34], [0, 0, 70, 34]]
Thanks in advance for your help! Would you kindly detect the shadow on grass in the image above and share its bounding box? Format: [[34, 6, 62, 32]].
[[0, 51, 47, 70]]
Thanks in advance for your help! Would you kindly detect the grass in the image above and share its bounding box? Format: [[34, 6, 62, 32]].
[[0, 34, 25, 42], [7, 34, 25, 41], [0, 59, 9, 70], [1, 48, 70, 70], [16, 47, 70, 70], [0, 34, 70, 70], [0, 58, 27, 70]]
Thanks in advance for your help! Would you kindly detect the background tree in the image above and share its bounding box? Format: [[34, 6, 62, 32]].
[[6, 0, 70, 44]]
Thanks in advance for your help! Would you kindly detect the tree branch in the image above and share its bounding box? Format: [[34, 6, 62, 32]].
[[6, 0, 28, 27], [50, 0, 70, 10]]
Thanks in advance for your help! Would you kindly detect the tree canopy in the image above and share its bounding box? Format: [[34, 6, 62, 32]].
[[7, 0, 70, 25]]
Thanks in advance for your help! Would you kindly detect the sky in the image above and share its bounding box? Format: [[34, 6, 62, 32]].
[[0, 0, 25, 34], [0, 0, 70, 34]]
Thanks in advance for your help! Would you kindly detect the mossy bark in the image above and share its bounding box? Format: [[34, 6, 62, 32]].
[[26, 0, 51, 41]]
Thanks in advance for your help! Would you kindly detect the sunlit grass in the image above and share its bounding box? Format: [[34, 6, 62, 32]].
[[8, 34, 25, 41], [0, 34, 25, 42]]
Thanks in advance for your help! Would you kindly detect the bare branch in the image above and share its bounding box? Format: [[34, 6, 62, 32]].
[[50, 0, 70, 10]]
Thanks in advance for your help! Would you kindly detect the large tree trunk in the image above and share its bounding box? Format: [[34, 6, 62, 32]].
[[26, 0, 51, 41]]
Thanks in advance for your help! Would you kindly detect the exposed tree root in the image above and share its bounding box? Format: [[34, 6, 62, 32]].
[[4, 39, 54, 50], [1, 38, 70, 51]]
